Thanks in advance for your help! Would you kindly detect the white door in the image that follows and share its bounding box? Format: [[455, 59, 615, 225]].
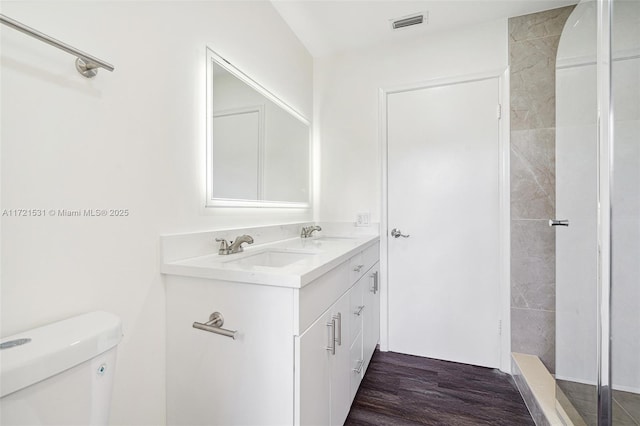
[[212, 109, 261, 200], [387, 77, 502, 368]]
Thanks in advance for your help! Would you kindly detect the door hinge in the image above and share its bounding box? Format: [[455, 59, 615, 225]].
[[497, 103, 502, 120], [498, 319, 502, 336]]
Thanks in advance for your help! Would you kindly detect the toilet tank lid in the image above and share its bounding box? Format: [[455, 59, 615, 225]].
[[0, 311, 123, 398]]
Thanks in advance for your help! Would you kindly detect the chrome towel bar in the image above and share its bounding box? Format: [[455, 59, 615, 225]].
[[0, 13, 114, 78], [192, 312, 237, 340]]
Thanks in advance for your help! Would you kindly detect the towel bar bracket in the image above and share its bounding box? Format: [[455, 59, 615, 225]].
[[75, 58, 99, 78], [192, 311, 237, 340]]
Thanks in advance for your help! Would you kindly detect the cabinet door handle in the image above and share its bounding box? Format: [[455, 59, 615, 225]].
[[354, 305, 365, 316], [333, 312, 342, 346], [370, 270, 379, 294], [353, 264, 364, 272], [326, 319, 336, 355], [353, 359, 364, 374]]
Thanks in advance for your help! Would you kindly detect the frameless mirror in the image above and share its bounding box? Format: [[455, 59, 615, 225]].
[[206, 48, 311, 208]]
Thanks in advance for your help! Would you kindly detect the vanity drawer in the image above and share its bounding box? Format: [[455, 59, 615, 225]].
[[349, 242, 380, 283], [298, 261, 350, 334], [349, 276, 364, 346], [349, 333, 364, 403], [362, 242, 379, 273]]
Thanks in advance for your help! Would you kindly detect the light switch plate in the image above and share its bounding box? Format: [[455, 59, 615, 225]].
[[356, 212, 370, 227]]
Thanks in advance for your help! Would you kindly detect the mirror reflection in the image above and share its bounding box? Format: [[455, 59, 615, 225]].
[[206, 48, 310, 207]]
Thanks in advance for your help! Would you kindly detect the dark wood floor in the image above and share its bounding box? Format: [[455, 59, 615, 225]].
[[345, 350, 534, 426]]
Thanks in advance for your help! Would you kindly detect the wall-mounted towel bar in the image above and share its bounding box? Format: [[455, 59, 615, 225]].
[[192, 312, 237, 339], [0, 13, 115, 78]]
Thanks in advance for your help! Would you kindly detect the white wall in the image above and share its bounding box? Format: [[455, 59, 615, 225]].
[[314, 19, 508, 223], [0, 1, 312, 424]]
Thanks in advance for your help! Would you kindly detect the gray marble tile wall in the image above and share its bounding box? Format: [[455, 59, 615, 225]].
[[509, 6, 574, 373]]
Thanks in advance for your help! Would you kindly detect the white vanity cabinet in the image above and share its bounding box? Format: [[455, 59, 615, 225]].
[[296, 291, 350, 426], [363, 264, 380, 372], [165, 238, 379, 426], [347, 263, 380, 399], [348, 274, 365, 402], [296, 260, 380, 425]]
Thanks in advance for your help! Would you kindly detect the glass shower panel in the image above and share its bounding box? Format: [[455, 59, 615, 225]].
[[611, 0, 640, 424], [556, 1, 639, 424], [555, 1, 599, 424]]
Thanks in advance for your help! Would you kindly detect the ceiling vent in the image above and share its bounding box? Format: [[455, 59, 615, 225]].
[[391, 13, 427, 30]]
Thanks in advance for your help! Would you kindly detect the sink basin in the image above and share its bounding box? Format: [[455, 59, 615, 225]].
[[225, 249, 318, 268]]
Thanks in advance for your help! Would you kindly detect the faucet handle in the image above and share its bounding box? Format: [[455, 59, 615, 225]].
[[215, 238, 230, 255]]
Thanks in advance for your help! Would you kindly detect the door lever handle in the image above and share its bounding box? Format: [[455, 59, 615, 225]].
[[391, 228, 410, 238], [549, 219, 570, 227]]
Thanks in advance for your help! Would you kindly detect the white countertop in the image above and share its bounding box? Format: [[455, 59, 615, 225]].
[[161, 234, 379, 288]]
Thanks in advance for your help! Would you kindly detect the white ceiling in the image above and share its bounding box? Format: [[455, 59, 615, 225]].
[[271, 0, 578, 58]]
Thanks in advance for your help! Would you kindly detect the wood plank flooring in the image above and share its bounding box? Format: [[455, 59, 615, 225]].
[[345, 350, 534, 426]]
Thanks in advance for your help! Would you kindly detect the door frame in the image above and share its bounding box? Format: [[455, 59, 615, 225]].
[[379, 69, 512, 372]]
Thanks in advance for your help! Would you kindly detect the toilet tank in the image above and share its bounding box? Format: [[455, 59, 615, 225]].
[[0, 311, 123, 425]]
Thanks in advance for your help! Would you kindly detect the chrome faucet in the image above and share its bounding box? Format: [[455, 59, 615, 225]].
[[229, 235, 254, 254], [216, 235, 254, 255], [301, 225, 322, 238]]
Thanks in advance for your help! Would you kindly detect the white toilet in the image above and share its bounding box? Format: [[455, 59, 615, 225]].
[[0, 311, 123, 425]]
